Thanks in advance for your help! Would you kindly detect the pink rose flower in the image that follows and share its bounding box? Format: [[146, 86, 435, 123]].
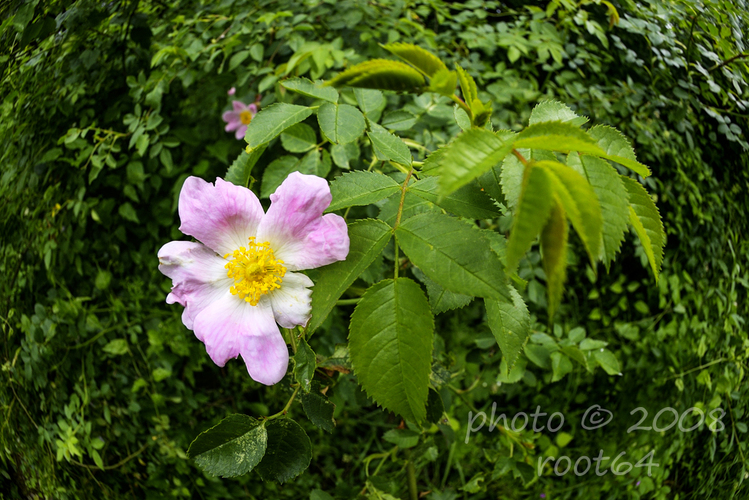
[[227, 87, 236, 96], [158, 173, 350, 385], [222, 100, 258, 140]]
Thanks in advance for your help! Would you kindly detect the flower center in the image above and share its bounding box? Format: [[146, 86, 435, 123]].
[[239, 110, 253, 125], [225, 237, 286, 306]]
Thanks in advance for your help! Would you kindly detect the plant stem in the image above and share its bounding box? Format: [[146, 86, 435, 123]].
[[267, 385, 301, 420], [336, 298, 361, 306], [406, 449, 418, 500]]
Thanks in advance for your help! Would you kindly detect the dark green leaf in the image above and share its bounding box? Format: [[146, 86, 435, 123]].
[[245, 103, 314, 148], [367, 129, 412, 165], [188, 415, 267, 478], [621, 176, 665, 280], [409, 177, 501, 219], [540, 200, 568, 320], [301, 386, 335, 433], [294, 338, 316, 393], [485, 287, 530, 370], [426, 388, 445, 424], [256, 419, 311, 483], [281, 78, 339, 103], [281, 123, 317, 153]]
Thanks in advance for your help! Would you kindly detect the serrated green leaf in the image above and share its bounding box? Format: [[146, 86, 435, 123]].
[[513, 122, 606, 157], [419, 146, 447, 176], [455, 65, 478, 113], [349, 278, 434, 423], [327, 171, 401, 212], [454, 104, 471, 132], [536, 160, 603, 265], [506, 164, 554, 271], [417, 268, 473, 314], [301, 385, 335, 433], [354, 88, 386, 120], [567, 152, 629, 269], [188, 415, 267, 478], [367, 129, 412, 165], [330, 142, 359, 169], [224, 145, 267, 187], [281, 78, 338, 103], [588, 125, 651, 178], [485, 288, 530, 370], [294, 338, 316, 392], [317, 103, 366, 144], [256, 419, 311, 483], [328, 59, 426, 91], [309, 220, 393, 332], [540, 200, 568, 320], [621, 176, 665, 281], [435, 128, 515, 195], [428, 68, 458, 96], [382, 42, 448, 77], [396, 212, 510, 300], [245, 103, 313, 148], [281, 123, 317, 153], [529, 100, 588, 126], [409, 177, 501, 219], [381, 110, 418, 131], [593, 349, 621, 376], [378, 191, 439, 226]]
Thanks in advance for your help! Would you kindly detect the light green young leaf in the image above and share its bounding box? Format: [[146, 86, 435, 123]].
[[428, 68, 458, 96], [245, 103, 314, 148], [455, 65, 478, 110], [588, 125, 651, 178], [256, 419, 311, 483], [408, 177, 501, 219], [485, 287, 530, 370], [281, 78, 339, 103], [435, 128, 515, 195], [536, 160, 603, 266], [187, 414, 268, 478], [367, 129, 412, 165], [327, 59, 426, 91], [529, 100, 588, 126], [621, 176, 665, 281], [381, 110, 418, 131], [225, 145, 267, 187], [317, 103, 366, 144], [593, 349, 622, 376], [513, 122, 606, 156], [309, 220, 393, 333], [293, 338, 316, 393], [327, 171, 401, 212], [396, 212, 511, 301], [381, 42, 448, 77], [280, 123, 317, 153], [567, 152, 629, 269], [349, 278, 434, 423], [505, 164, 554, 271], [540, 200, 568, 320], [550, 351, 574, 382], [454, 105, 471, 132]]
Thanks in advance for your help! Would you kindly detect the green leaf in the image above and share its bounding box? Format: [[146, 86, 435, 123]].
[[396, 212, 511, 300], [588, 125, 651, 178], [245, 103, 314, 148], [301, 384, 335, 433], [281, 123, 317, 153], [428, 68, 458, 96], [409, 177, 501, 219], [310, 489, 335, 500], [540, 200, 568, 320], [327, 59, 426, 92], [550, 351, 574, 382], [381, 110, 418, 131], [505, 164, 554, 271], [187, 414, 268, 478], [454, 105, 471, 132], [349, 278, 434, 423], [378, 191, 439, 226], [513, 122, 606, 156], [426, 388, 445, 424], [536, 160, 603, 265], [261, 151, 328, 198], [118, 202, 140, 223], [529, 100, 588, 126], [256, 419, 311, 483], [309, 220, 393, 332], [281, 78, 338, 103], [327, 171, 401, 212], [367, 129, 412, 165], [416, 268, 473, 314], [567, 152, 629, 269], [294, 338, 316, 393], [593, 349, 622, 376], [103, 339, 128, 355], [382, 429, 420, 448], [381, 42, 448, 77], [485, 288, 530, 370], [317, 103, 366, 144], [621, 176, 665, 281], [435, 128, 515, 196], [354, 88, 386, 119], [330, 142, 359, 170], [455, 65, 478, 112]]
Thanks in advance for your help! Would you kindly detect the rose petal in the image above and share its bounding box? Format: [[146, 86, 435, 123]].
[[232, 100, 249, 113], [248, 103, 258, 114], [157, 241, 231, 329], [235, 124, 247, 140], [256, 172, 349, 270], [223, 111, 241, 131], [192, 293, 289, 385], [178, 176, 265, 255], [269, 272, 314, 328]]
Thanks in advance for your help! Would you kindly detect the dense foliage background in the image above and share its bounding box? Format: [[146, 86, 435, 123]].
[[1, 0, 747, 498]]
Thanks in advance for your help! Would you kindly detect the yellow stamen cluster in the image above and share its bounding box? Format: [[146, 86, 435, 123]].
[[224, 237, 286, 306], [239, 110, 253, 125]]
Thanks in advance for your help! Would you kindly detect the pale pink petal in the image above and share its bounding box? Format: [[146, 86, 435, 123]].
[[248, 103, 258, 114], [178, 176, 265, 255], [192, 294, 289, 385], [269, 272, 314, 328], [157, 241, 231, 329], [228, 87, 236, 95], [223, 111, 241, 131], [235, 124, 247, 140], [232, 100, 249, 113], [256, 172, 349, 271]]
